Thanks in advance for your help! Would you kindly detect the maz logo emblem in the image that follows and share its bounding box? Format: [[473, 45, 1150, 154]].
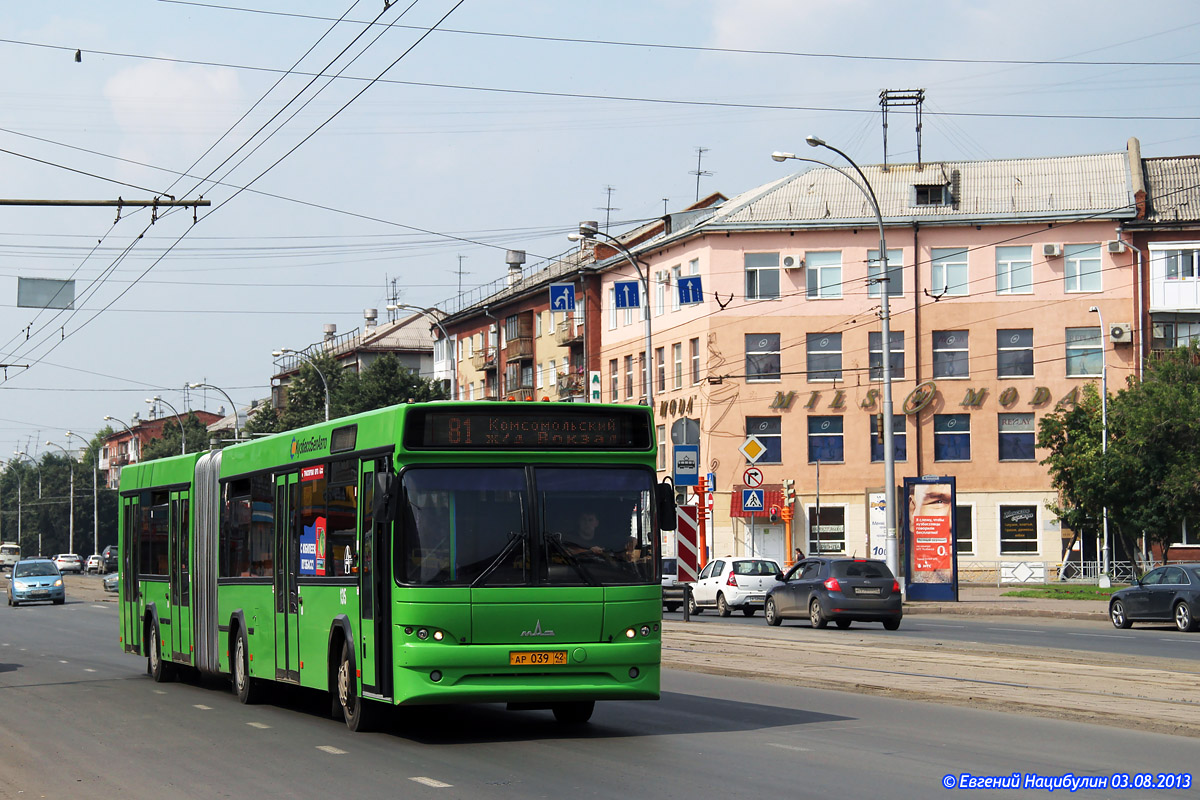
[[520, 620, 555, 637]]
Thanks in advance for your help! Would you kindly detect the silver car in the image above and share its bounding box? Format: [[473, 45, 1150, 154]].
[[689, 557, 783, 617]]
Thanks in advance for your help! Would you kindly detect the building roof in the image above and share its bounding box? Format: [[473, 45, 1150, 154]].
[[1140, 155, 1200, 223], [644, 152, 1137, 243]]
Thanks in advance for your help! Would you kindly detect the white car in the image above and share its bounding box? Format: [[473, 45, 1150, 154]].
[[53, 554, 84, 574], [85, 555, 104, 574], [689, 557, 783, 617]]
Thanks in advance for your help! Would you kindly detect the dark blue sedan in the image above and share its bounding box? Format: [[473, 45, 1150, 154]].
[[764, 557, 902, 630], [1109, 563, 1200, 632]]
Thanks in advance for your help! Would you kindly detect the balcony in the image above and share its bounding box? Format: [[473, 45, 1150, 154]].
[[554, 321, 584, 346], [471, 350, 496, 371], [557, 373, 585, 398], [506, 336, 534, 361]]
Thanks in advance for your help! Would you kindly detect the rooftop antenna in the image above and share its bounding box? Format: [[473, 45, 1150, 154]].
[[597, 186, 620, 234], [454, 254, 470, 295], [691, 146, 713, 201], [879, 89, 925, 170]]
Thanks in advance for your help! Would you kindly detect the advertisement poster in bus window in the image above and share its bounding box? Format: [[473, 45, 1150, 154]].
[[902, 476, 957, 601], [300, 515, 327, 576]]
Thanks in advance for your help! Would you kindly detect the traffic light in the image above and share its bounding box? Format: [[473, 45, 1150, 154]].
[[769, 507, 779, 523], [782, 478, 796, 507]]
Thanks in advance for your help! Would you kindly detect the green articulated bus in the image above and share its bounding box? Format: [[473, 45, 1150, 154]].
[[118, 401, 675, 730]]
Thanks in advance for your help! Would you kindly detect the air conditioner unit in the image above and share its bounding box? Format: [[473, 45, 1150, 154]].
[[782, 253, 805, 270], [1110, 323, 1133, 344], [1042, 243, 1063, 258], [1107, 240, 1128, 254]]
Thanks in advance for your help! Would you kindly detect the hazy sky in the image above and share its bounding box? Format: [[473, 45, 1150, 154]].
[[2, 0, 1199, 455]]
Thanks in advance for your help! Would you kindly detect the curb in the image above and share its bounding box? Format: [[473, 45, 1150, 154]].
[[902, 603, 1106, 621]]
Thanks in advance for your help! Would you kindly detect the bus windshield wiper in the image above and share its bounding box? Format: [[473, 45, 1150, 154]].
[[471, 530, 526, 588]]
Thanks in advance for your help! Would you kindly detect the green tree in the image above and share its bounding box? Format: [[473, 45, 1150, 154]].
[[140, 413, 214, 461], [1103, 342, 1200, 563], [337, 353, 448, 415], [1037, 382, 1106, 555]]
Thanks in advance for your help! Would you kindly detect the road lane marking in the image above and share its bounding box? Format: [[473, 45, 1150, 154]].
[[153, 690, 167, 695], [918, 623, 966, 628], [766, 743, 811, 752], [1067, 632, 1128, 639], [316, 745, 347, 755], [987, 628, 1041, 634], [193, 704, 212, 710], [84, 668, 96, 673], [247, 722, 271, 729], [410, 777, 453, 788], [59, 660, 69, 664]]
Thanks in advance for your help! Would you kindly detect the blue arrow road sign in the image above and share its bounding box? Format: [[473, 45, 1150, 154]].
[[549, 283, 576, 311], [742, 489, 764, 511], [678, 275, 704, 305], [613, 280, 640, 309]]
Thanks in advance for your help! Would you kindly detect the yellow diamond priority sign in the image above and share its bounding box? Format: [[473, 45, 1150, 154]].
[[739, 435, 767, 463]]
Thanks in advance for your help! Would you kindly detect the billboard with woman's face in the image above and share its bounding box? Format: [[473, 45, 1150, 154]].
[[903, 476, 958, 601]]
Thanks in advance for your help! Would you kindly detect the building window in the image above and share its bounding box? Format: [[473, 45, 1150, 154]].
[[807, 416, 844, 463], [996, 245, 1033, 294], [745, 334, 781, 382], [933, 330, 969, 378], [536, 362, 544, 390], [624, 355, 634, 399], [746, 417, 782, 464], [690, 337, 701, 384], [869, 331, 905, 380], [998, 413, 1036, 461], [745, 252, 780, 300], [999, 505, 1039, 554], [913, 184, 950, 206], [955, 506, 974, 555], [655, 347, 666, 392], [608, 287, 617, 329], [638, 352, 646, 398], [931, 247, 969, 296], [808, 506, 846, 554], [1065, 327, 1103, 377], [997, 329, 1034, 378], [806, 333, 842, 382], [672, 343, 683, 390], [867, 248, 903, 297], [657, 425, 667, 470], [1169, 519, 1200, 547], [671, 265, 682, 311], [934, 414, 971, 461], [1064, 243, 1102, 292], [655, 271, 667, 317], [869, 414, 907, 463], [1163, 248, 1200, 279], [806, 251, 842, 299], [609, 359, 618, 402]]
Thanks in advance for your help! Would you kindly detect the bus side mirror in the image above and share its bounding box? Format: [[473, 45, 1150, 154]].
[[373, 472, 399, 523], [657, 480, 677, 532]]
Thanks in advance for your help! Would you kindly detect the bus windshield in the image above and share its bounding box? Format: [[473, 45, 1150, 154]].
[[397, 466, 657, 587]]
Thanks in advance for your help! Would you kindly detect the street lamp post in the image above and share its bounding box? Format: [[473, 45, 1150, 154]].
[[388, 304, 457, 400], [772, 137, 900, 588], [146, 395, 187, 455], [188, 382, 241, 441], [273, 348, 330, 421], [1089, 306, 1110, 585], [12, 451, 39, 556], [571, 221, 655, 410], [45, 440, 75, 556]]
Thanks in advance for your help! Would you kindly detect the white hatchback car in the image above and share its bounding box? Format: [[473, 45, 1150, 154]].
[[53, 554, 84, 574], [689, 557, 783, 617]]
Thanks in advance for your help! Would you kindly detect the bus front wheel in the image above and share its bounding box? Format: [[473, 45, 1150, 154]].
[[337, 640, 380, 732], [148, 620, 175, 683], [552, 701, 594, 724], [234, 628, 262, 704]]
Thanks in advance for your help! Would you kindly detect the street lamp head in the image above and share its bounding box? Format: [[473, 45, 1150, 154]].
[[566, 233, 583, 242], [188, 382, 202, 389], [577, 220, 599, 239], [770, 151, 794, 162], [805, 135, 826, 148]]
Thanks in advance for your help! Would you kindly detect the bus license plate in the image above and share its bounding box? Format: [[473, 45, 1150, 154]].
[[509, 650, 568, 666]]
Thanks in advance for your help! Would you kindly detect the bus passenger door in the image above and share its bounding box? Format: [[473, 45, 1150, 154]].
[[121, 496, 141, 654], [274, 473, 300, 682], [168, 492, 191, 664], [358, 460, 392, 699]]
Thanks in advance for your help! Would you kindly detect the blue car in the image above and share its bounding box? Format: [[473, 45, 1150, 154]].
[[7, 558, 65, 606]]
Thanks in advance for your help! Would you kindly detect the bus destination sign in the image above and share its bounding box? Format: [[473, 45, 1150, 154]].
[[405, 407, 652, 451]]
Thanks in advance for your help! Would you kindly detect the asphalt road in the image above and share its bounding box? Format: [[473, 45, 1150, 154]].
[[2, 594, 1198, 799], [666, 608, 1200, 663]]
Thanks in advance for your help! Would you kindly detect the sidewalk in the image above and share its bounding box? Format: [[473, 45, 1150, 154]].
[[903, 583, 1108, 621]]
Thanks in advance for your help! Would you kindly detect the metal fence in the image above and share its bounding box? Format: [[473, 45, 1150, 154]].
[[957, 559, 1183, 586]]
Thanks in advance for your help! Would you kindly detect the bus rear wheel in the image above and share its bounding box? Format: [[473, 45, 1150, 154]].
[[552, 701, 594, 724], [234, 628, 262, 704], [337, 640, 380, 732]]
